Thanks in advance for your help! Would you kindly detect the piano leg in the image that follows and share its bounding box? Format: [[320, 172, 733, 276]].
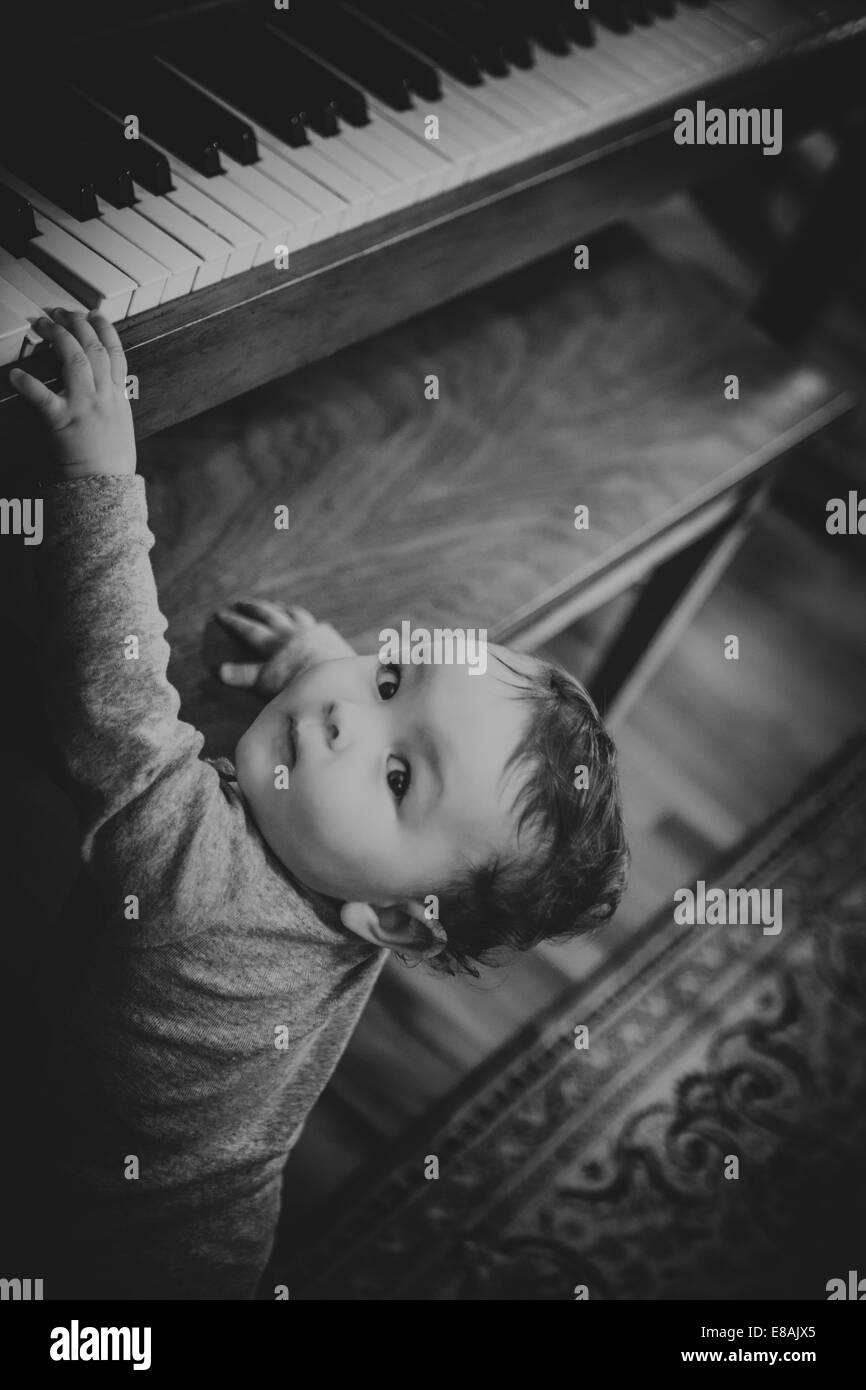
[[588, 482, 772, 726]]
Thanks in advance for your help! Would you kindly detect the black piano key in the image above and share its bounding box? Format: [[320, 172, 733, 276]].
[[152, 61, 260, 165], [236, 8, 372, 129], [647, 0, 677, 16], [508, 1, 572, 56], [468, 1, 534, 68], [75, 49, 257, 174], [0, 181, 38, 256], [464, 0, 537, 72], [2, 139, 99, 221], [315, 1, 443, 103], [256, 33, 350, 135], [593, 0, 634, 33], [556, 1, 596, 47], [75, 58, 224, 175], [11, 81, 139, 212], [64, 89, 174, 197], [171, 11, 366, 138], [276, 1, 414, 110], [81, 145, 136, 209], [58, 103, 137, 207], [470, 0, 567, 59], [124, 144, 172, 197], [358, 0, 485, 86], [41, 92, 137, 209], [155, 22, 311, 146], [0, 62, 160, 217], [400, 0, 511, 78], [623, 0, 655, 23]]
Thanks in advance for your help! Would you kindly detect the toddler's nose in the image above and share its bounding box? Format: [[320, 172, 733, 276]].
[[324, 699, 370, 751]]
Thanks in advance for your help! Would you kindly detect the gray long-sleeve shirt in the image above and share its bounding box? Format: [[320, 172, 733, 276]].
[[32, 473, 386, 1299]]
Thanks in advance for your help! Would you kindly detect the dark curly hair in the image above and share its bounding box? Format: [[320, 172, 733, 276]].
[[420, 650, 629, 979]]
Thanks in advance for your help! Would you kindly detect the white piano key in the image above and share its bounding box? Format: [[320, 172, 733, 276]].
[[165, 162, 289, 267], [468, 72, 554, 150], [505, 65, 597, 147], [641, 23, 731, 86], [301, 129, 400, 207], [128, 187, 230, 288], [507, 63, 591, 126], [605, 24, 697, 86], [703, 3, 769, 53], [154, 55, 371, 232], [530, 47, 633, 114], [424, 82, 520, 168], [206, 118, 366, 232], [102, 122, 289, 267], [0, 273, 41, 321], [0, 251, 89, 315], [253, 134, 374, 229], [343, 114, 453, 199], [0, 301, 31, 363], [246, 147, 346, 236], [166, 173, 261, 275], [447, 76, 546, 161], [332, 5, 515, 172], [672, 10, 752, 67], [0, 167, 167, 314], [303, 128, 408, 216], [436, 77, 529, 175], [97, 200, 200, 301], [152, 55, 395, 234], [199, 68, 432, 212], [16, 216, 135, 320], [643, 18, 740, 76], [716, 0, 807, 46], [77, 59, 355, 247], [486, 69, 574, 150], [335, 126, 431, 207], [369, 99, 481, 190], [281, 31, 454, 200], [0, 275, 47, 354], [634, 25, 710, 80], [222, 131, 374, 235], [577, 31, 655, 99], [217, 158, 322, 252]]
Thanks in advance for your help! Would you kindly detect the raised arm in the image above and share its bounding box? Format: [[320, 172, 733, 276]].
[[11, 310, 228, 926]]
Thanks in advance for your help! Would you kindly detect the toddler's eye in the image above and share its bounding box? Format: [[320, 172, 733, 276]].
[[386, 755, 410, 803], [377, 662, 402, 700]]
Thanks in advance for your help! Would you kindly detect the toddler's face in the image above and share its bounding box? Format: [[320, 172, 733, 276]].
[[234, 644, 536, 907]]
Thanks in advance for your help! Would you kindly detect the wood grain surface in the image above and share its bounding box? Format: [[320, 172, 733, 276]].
[[123, 224, 849, 764]]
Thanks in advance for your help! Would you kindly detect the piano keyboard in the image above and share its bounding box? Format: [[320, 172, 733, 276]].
[[0, 0, 862, 364]]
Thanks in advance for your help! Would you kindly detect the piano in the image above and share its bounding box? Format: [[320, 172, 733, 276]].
[[0, 0, 864, 443]]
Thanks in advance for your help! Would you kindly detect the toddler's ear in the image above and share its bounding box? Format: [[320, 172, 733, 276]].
[[340, 899, 447, 961]]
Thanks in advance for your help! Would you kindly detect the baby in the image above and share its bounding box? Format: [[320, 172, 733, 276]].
[[8, 309, 628, 1299]]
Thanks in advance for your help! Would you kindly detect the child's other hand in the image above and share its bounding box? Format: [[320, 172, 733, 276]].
[[9, 308, 136, 478], [215, 600, 355, 700]]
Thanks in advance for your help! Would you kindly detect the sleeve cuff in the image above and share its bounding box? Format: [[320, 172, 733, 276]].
[[41, 473, 147, 526]]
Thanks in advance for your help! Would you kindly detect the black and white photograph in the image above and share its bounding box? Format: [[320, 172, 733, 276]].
[[1, 0, 865, 1351]]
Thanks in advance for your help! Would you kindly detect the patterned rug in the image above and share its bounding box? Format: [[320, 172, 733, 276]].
[[281, 737, 866, 1300]]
